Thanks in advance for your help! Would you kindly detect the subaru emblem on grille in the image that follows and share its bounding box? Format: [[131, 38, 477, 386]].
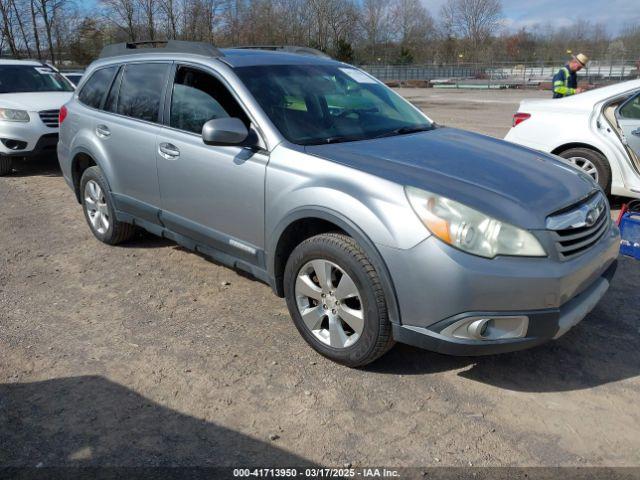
[[585, 208, 598, 227], [546, 192, 607, 231]]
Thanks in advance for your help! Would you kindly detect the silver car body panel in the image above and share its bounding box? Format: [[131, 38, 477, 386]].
[[58, 48, 620, 355]]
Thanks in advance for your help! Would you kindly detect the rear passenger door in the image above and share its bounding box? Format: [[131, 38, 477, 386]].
[[617, 91, 640, 158], [156, 64, 268, 263], [93, 61, 171, 222]]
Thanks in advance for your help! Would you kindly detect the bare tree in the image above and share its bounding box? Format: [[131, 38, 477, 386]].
[[0, 0, 20, 55], [390, 0, 434, 49], [441, 0, 502, 58], [10, 0, 33, 57], [101, 0, 138, 42], [36, 0, 59, 63], [137, 0, 156, 40], [30, 0, 42, 58], [360, 0, 390, 60], [159, 0, 179, 39]]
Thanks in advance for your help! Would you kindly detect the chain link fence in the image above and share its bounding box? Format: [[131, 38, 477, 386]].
[[359, 61, 640, 89]]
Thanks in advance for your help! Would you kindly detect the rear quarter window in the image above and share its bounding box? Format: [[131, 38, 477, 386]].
[[78, 66, 118, 109]]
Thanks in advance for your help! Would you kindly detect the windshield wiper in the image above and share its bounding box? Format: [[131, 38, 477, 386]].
[[373, 125, 434, 139], [320, 135, 365, 144]]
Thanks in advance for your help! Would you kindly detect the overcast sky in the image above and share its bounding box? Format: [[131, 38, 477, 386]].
[[421, 0, 638, 34]]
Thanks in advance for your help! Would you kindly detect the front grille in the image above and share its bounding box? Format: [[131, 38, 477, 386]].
[[548, 195, 610, 260], [38, 109, 59, 128]]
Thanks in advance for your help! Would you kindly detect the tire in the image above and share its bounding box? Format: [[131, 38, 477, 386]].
[[558, 147, 611, 193], [0, 155, 12, 176], [80, 166, 134, 245], [283, 233, 394, 367]]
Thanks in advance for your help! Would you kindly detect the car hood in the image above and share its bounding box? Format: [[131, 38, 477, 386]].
[[0, 92, 73, 111], [305, 127, 598, 230]]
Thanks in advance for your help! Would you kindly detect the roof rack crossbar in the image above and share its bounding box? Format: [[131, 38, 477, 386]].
[[99, 40, 224, 59], [232, 45, 331, 59]]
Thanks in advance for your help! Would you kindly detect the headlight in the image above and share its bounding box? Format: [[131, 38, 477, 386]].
[[0, 108, 30, 122], [405, 186, 546, 258]]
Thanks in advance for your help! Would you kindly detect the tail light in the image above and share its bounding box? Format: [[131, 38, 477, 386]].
[[59, 105, 68, 125], [513, 112, 531, 127]]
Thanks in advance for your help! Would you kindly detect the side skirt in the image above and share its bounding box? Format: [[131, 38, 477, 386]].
[[112, 194, 273, 288]]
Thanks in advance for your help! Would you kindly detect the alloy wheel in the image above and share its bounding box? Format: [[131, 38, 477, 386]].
[[294, 259, 364, 349], [567, 156, 599, 183], [84, 180, 110, 234]]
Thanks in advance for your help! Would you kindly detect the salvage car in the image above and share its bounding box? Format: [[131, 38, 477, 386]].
[[505, 79, 640, 198], [0, 59, 74, 175], [57, 41, 619, 366]]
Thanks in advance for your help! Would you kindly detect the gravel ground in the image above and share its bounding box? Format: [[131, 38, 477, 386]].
[[1, 88, 639, 469]]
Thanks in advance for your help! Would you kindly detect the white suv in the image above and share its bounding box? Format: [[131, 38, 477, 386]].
[[0, 59, 74, 175]]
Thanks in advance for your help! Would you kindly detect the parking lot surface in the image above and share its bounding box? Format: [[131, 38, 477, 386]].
[[1, 89, 639, 468]]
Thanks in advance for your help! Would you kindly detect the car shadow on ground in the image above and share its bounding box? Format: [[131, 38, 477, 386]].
[[0, 376, 314, 468], [7, 157, 62, 177], [366, 257, 640, 393], [117, 230, 176, 249]]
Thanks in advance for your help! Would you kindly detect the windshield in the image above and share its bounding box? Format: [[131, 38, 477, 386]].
[[235, 64, 432, 145], [0, 65, 74, 93]]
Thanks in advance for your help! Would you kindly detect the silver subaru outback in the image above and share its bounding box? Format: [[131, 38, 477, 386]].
[[58, 41, 619, 367]]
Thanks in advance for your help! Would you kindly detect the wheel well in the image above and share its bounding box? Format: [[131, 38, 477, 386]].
[[71, 153, 96, 202], [551, 142, 606, 158], [551, 142, 612, 193], [273, 218, 346, 297]]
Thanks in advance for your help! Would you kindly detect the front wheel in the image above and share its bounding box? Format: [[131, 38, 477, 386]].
[[283, 233, 394, 367]]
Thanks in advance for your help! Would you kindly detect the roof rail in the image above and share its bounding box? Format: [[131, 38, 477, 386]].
[[232, 45, 331, 59], [99, 40, 224, 59]]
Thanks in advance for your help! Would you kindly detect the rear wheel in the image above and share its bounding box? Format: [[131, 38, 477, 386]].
[[558, 147, 611, 192], [283, 233, 394, 367], [80, 166, 134, 245], [0, 155, 12, 176]]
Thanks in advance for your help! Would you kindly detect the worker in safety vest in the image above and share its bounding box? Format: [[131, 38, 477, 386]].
[[552, 53, 589, 98]]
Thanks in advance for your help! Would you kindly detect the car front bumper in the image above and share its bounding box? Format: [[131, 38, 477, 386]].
[[380, 221, 620, 355], [0, 116, 59, 158]]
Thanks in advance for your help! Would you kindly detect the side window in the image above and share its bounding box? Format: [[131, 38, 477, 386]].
[[170, 66, 249, 134], [619, 94, 640, 120], [117, 63, 170, 123], [78, 66, 118, 109]]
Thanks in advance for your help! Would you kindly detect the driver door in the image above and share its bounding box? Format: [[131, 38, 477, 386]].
[[617, 91, 640, 158]]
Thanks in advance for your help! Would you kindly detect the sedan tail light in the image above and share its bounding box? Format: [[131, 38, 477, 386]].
[[59, 105, 68, 125], [513, 112, 531, 127]]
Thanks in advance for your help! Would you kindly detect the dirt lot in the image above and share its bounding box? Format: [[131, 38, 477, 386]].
[[1, 89, 639, 469]]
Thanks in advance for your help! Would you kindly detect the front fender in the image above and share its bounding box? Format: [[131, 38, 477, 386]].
[[265, 144, 428, 251], [264, 145, 430, 325], [266, 206, 402, 325]]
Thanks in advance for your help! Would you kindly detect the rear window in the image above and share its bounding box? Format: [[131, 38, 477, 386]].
[[116, 63, 169, 123], [78, 66, 118, 109], [0, 65, 74, 93]]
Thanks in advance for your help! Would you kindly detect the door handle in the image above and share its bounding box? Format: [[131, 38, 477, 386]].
[[158, 142, 180, 160], [632, 128, 640, 137], [95, 125, 111, 138]]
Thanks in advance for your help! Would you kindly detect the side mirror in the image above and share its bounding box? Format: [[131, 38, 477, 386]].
[[202, 117, 248, 146]]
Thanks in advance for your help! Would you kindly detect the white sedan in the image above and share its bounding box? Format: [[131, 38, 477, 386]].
[[505, 79, 640, 198]]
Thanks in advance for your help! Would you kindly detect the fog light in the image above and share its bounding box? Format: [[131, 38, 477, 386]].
[[480, 320, 489, 336], [467, 318, 492, 339], [1, 138, 27, 150], [441, 315, 529, 341]]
